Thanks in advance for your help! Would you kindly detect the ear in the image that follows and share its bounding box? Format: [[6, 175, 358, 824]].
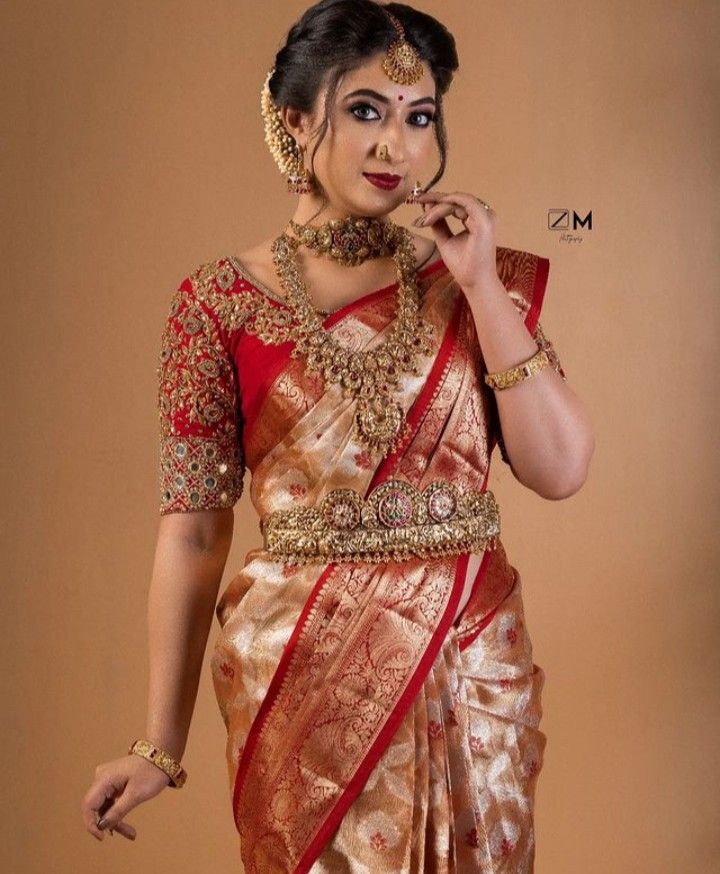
[[280, 106, 312, 150]]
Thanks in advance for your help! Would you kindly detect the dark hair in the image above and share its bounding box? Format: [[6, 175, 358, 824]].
[[268, 0, 459, 196]]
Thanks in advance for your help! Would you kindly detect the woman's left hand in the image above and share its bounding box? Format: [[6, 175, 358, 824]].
[[412, 190, 498, 291]]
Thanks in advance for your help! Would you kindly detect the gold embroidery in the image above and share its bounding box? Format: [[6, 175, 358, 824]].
[[261, 480, 501, 564], [190, 257, 300, 344], [159, 435, 243, 513], [157, 277, 245, 514]]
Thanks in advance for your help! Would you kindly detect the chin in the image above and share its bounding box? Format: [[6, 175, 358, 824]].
[[353, 196, 402, 217]]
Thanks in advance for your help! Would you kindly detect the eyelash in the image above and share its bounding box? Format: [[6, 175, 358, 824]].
[[348, 102, 435, 127]]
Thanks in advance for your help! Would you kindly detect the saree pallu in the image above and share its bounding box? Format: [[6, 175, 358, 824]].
[[158, 246, 552, 872]]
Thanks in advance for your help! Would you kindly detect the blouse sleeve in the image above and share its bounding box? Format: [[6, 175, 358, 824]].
[[157, 276, 245, 514], [494, 318, 568, 465]]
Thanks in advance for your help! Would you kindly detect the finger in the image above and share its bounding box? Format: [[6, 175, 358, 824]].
[[95, 787, 140, 833], [417, 191, 493, 221], [414, 203, 468, 226], [422, 212, 455, 243], [417, 190, 488, 207], [414, 202, 465, 221], [113, 820, 137, 841], [440, 192, 495, 223], [82, 779, 121, 840], [89, 776, 140, 833]]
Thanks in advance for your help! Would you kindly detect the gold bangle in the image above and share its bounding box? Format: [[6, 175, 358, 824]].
[[484, 347, 550, 391], [128, 739, 188, 788]]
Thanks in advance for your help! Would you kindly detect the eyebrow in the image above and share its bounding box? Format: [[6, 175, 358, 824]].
[[343, 88, 436, 108]]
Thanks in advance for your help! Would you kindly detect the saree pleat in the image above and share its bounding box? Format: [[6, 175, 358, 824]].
[[202, 247, 553, 872]]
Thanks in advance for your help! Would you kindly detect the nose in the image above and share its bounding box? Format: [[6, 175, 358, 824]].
[[380, 120, 409, 166]]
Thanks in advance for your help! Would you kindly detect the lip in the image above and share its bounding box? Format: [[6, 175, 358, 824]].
[[363, 172, 402, 190]]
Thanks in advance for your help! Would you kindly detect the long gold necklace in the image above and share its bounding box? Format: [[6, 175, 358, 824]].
[[270, 221, 435, 456]]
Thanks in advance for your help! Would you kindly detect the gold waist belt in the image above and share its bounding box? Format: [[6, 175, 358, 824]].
[[261, 479, 501, 565]]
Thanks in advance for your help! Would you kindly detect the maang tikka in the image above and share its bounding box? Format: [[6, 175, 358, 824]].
[[261, 9, 425, 193], [381, 10, 424, 86]]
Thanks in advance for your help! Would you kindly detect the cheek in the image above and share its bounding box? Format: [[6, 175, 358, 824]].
[[410, 134, 437, 161], [326, 120, 363, 156]]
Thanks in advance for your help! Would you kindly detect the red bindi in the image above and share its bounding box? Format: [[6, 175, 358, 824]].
[[398, 95, 404, 101]]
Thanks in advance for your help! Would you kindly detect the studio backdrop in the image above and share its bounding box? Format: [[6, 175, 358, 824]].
[[2, 1, 718, 872]]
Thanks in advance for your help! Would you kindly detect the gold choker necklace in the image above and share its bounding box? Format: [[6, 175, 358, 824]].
[[270, 226, 435, 456], [286, 216, 399, 266]]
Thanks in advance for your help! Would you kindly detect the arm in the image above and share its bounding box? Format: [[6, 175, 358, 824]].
[[144, 508, 234, 762], [410, 191, 594, 499], [468, 274, 595, 500], [150, 267, 245, 757], [81, 265, 245, 842]]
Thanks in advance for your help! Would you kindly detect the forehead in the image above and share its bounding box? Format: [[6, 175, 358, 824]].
[[337, 52, 435, 100]]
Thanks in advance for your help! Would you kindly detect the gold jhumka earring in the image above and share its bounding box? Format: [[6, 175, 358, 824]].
[[260, 68, 314, 194]]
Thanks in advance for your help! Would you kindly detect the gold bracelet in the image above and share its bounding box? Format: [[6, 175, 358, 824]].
[[128, 738, 188, 788], [484, 347, 550, 391]]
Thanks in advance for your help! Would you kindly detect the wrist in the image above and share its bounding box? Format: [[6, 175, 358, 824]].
[[462, 271, 506, 301], [143, 731, 185, 762]]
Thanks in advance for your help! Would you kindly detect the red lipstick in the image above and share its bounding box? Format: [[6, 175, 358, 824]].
[[363, 173, 402, 191]]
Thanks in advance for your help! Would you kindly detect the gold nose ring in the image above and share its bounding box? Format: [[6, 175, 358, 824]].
[[377, 144, 389, 161]]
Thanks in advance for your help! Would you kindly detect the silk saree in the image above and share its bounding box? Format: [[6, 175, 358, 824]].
[[157, 244, 565, 873]]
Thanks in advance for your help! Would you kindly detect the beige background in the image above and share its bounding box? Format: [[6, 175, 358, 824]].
[[2, 1, 718, 871]]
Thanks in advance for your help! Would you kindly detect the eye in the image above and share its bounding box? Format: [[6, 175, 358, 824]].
[[348, 102, 435, 128], [349, 103, 381, 121], [409, 110, 435, 128]]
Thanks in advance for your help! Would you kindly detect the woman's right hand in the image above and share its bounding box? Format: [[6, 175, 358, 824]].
[[81, 753, 173, 841]]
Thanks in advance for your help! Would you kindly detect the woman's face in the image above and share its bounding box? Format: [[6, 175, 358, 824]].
[[297, 53, 439, 217]]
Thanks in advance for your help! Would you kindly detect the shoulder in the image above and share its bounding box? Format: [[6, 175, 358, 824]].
[[167, 255, 263, 336]]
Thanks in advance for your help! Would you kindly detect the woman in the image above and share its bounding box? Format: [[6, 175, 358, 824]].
[[81, 1, 594, 871]]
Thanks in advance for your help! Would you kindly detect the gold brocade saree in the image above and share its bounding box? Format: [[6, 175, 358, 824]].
[[157, 246, 559, 873]]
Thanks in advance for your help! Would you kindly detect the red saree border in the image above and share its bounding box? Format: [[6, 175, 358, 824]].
[[368, 283, 464, 489], [294, 552, 471, 874], [231, 561, 339, 830]]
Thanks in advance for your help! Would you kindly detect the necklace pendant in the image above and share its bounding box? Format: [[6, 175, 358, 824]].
[[355, 397, 404, 454]]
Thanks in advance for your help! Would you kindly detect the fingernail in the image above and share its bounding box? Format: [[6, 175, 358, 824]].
[[97, 818, 107, 830]]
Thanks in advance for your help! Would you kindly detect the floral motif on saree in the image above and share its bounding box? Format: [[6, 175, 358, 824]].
[[156, 245, 563, 872]]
